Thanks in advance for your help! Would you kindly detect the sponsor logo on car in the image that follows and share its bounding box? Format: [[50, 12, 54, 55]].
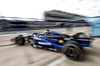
[[38, 42, 51, 45], [64, 38, 70, 40]]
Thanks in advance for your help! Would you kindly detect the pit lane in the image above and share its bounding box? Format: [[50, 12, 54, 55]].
[[0, 27, 100, 66]]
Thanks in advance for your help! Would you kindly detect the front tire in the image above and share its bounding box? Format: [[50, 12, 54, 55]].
[[15, 35, 25, 45]]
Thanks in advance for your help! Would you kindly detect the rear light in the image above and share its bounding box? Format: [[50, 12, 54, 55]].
[[59, 40, 64, 44]]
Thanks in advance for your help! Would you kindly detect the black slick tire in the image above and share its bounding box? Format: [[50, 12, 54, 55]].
[[15, 35, 25, 45], [62, 41, 84, 61]]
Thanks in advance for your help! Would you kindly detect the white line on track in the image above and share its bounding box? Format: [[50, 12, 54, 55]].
[[47, 56, 66, 66]]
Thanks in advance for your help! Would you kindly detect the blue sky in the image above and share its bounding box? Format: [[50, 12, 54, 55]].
[[0, 0, 100, 19]]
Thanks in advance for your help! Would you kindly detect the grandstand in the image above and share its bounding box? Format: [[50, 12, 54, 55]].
[[44, 10, 85, 21], [44, 10, 89, 26]]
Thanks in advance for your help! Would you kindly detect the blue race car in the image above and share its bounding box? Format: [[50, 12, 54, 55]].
[[12, 31, 93, 61]]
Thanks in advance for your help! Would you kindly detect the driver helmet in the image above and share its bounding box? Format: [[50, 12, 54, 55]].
[[46, 29, 49, 31]]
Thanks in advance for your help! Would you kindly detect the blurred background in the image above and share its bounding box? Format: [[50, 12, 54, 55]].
[[0, 0, 100, 66], [0, 0, 100, 31]]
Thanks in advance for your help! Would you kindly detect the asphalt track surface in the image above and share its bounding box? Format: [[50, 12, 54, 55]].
[[0, 27, 100, 66]]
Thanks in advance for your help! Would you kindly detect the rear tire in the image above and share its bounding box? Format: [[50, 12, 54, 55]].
[[15, 35, 25, 45], [62, 41, 84, 61]]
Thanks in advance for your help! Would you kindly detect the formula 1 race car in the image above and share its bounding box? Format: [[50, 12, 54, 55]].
[[11, 31, 93, 61]]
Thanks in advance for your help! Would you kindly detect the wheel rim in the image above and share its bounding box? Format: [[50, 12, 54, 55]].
[[65, 46, 79, 59], [16, 37, 22, 45]]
